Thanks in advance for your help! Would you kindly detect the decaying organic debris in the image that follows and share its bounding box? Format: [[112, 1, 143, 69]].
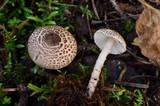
[[133, 0, 160, 66]]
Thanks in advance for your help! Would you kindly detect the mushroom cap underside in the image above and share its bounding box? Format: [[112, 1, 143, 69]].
[[28, 26, 77, 69], [94, 29, 126, 54]]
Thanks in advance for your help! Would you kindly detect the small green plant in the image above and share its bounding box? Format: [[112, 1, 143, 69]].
[[28, 0, 76, 27], [111, 85, 131, 101], [0, 96, 11, 105], [27, 83, 51, 101], [79, 5, 93, 18], [133, 90, 144, 106], [110, 85, 144, 106], [123, 21, 135, 35], [57, 69, 67, 76], [0, 83, 11, 106], [79, 63, 91, 76], [0, 0, 31, 82], [4, 52, 12, 77], [67, 63, 91, 81]]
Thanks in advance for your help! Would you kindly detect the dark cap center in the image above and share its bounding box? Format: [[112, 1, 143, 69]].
[[44, 32, 61, 46]]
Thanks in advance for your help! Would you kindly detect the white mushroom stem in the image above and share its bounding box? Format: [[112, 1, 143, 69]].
[[87, 37, 115, 98]]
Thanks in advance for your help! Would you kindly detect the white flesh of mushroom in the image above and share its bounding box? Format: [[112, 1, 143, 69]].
[[87, 37, 115, 98], [87, 29, 126, 98]]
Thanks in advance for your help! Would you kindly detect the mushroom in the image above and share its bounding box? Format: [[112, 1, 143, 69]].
[[27, 26, 77, 70], [87, 29, 126, 98]]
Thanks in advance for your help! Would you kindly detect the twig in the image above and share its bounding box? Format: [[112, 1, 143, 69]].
[[9, 20, 29, 37], [118, 67, 126, 81], [139, 0, 157, 10], [110, 0, 127, 18], [104, 9, 109, 27], [126, 13, 139, 19], [91, 18, 125, 25], [130, 75, 160, 80], [126, 48, 152, 65], [103, 86, 121, 92], [0, 64, 3, 81], [86, 15, 93, 40], [146, 97, 158, 106], [0, 0, 8, 11], [114, 81, 149, 89], [91, 0, 100, 19], [1, 84, 28, 106], [2, 88, 17, 92], [103, 86, 137, 97], [30, 0, 35, 9], [72, 0, 86, 15]]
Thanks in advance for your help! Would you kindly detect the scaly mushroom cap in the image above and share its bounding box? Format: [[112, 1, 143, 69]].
[[94, 29, 126, 54], [28, 26, 77, 69]]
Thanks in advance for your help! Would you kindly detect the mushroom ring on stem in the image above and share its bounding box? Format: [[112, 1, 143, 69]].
[[28, 26, 77, 70], [87, 29, 126, 98]]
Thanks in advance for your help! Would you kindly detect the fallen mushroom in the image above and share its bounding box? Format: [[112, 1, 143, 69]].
[[87, 29, 126, 98], [28, 26, 77, 69]]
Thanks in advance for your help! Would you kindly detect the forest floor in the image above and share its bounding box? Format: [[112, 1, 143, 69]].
[[1, 0, 160, 106]]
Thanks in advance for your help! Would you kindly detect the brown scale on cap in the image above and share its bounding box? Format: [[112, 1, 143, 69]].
[[28, 26, 77, 69]]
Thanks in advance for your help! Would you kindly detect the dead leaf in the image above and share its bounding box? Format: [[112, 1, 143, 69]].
[[133, 0, 160, 66], [149, 0, 160, 5]]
